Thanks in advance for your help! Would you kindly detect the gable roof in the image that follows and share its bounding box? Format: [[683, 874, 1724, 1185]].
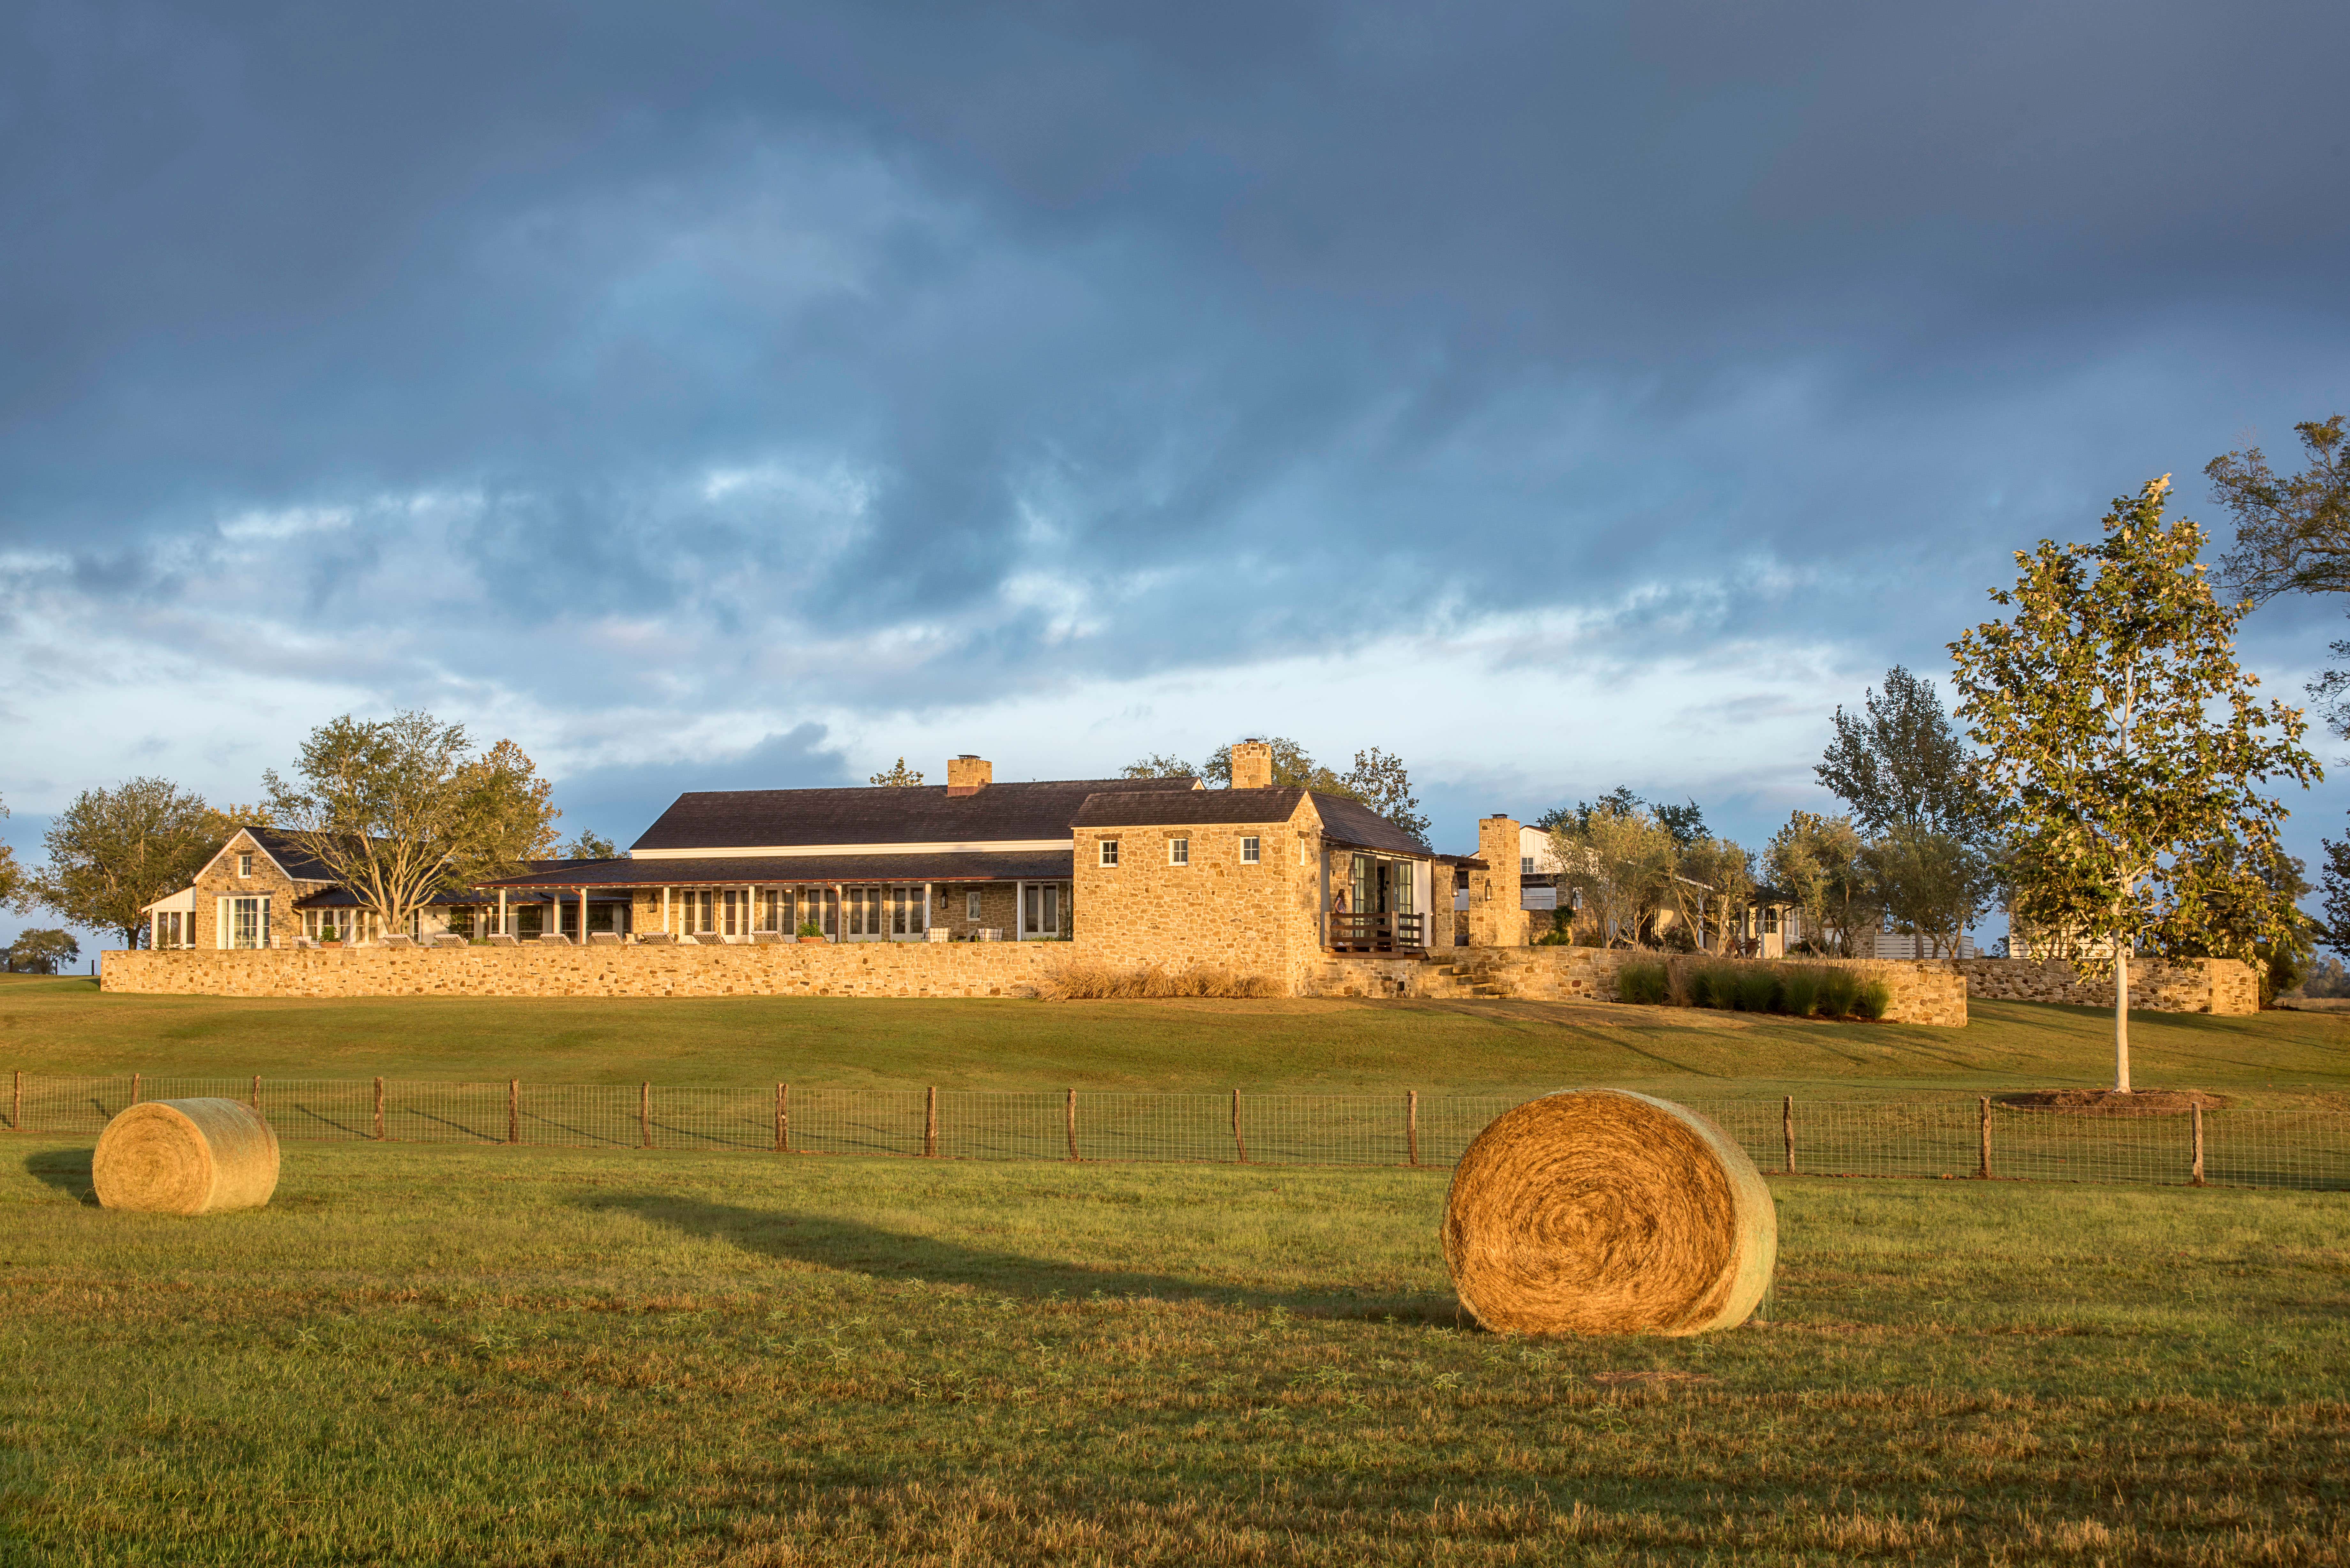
[[1068, 786, 1430, 857], [1068, 787, 1310, 829], [631, 778, 1179, 853], [238, 825, 339, 883]]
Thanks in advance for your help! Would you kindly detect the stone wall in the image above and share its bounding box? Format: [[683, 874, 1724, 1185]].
[[1306, 947, 1969, 1026], [1954, 957, 2257, 1015], [102, 941, 1063, 1000], [1071, 798, 1323, 993], [1465, 815, 1525, 947]]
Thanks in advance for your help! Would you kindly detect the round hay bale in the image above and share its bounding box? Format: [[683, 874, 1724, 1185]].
[[92, 1098, 280, 1216], [1442, 1089, 1775, 1336]]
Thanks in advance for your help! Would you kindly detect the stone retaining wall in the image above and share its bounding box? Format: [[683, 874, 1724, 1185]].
[[1307, 948, 1969, 1027], [1953, 957, 2257, 1015], [102, 942, 1064, 1000]]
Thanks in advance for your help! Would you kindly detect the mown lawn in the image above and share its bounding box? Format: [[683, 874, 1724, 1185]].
[[4, 975, 2347, 1098], [2, 1140, 2345, 1564]]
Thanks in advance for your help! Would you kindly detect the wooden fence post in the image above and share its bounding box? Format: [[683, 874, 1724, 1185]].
[[252, 1074, 261, 1116], [1065, 1087, 1078, 1162], [1782, 1095, 1795, 1175], [775, 1082, 787, 1153], [2191, 1103, 2206, 1187], [1407, 1089, 1420, 1168], [508, 1078, 520, 1145], [374, 1076, 385, 1141], [925, 1086, 938, 1157], [1978, 1097, 1992, 1179], [1232, 1088, 1248, 1164], [640, 1081, 651, 1149], [132, 1072, 141, 1105]]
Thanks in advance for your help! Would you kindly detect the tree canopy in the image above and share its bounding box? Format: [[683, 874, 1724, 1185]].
[[5, 929, 80, 974], [29, 777, 220, 948], [1951, 475, 2318, 1090], [869, 758, 925, 787], [1816, 666, 1993, 843], [1186, 737, 1430, 844], [2208, 415, 2350, 603], [263, 712, 562, 938]]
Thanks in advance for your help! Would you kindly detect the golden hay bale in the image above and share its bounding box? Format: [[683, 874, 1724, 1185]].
[[1442, 1089, 1775, 1336], [92, 1098, 280, 1216]]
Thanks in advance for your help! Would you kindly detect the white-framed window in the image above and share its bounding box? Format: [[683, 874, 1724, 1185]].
[[1520, 856, 1535, 876], [238, 853, 254, 878], [1169, 837, 1189, 866], [1099, 839, 1119, 867], [967, 890, 982, 921], [1240, 836, 1261, 864]]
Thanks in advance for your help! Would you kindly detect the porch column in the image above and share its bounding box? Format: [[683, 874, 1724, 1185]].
[[922, 882, 931, 938], [1015, 881, 1024, 940], [498, 888, 508, 936], [833, 884, 843, 941], [745, 884, 754, 938]]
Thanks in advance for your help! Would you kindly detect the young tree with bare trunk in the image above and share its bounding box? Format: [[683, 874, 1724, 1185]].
[[1952, 476, 2317, 1092]]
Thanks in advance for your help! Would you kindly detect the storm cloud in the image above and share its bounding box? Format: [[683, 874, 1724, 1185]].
[[5, 0, 2349, 914]]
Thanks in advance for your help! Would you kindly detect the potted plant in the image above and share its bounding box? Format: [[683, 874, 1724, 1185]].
[[318, 923, 342, 948], [797, 920, 827, 944]]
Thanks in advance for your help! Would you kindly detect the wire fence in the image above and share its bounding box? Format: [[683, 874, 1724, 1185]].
[[6, 1072, 2346, 1191]]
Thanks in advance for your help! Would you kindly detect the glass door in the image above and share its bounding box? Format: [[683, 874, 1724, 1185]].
[[1022, 883, 1061, 938]]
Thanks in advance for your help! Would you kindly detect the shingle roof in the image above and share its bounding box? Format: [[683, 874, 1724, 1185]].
[[1306, 791, 1432, 856], [245, 826, 339, 882], [1067, 786, 1430, 856], [631, 778, 1180, 851], [480, 849, 1074, 888], [1068, 787, 1309, 828]]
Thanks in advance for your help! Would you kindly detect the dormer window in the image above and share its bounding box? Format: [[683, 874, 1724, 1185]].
[[238, 853, 254, 879], [1099, 839, 1119, 867]]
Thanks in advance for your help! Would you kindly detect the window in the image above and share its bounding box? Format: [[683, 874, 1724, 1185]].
[[967, 890, 982, 921], [1099, 839, 1119, 867], [1520, 856, 1534, 876], [1169, 837, 1189, 866], [238, 853, 254, 878], [1240, 836, 1261, 864], [1300, 838, 1311, 865]]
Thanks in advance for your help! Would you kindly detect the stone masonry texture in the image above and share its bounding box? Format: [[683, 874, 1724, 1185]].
[[1954, 957, 2256, 1015]]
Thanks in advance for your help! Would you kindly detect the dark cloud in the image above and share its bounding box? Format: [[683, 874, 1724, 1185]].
[[3, 0, 2348, 851]]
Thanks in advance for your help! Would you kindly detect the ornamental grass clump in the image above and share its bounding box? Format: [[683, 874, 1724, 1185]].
[[1033, 962, 1278, 1000], [1615, 960, 1672, 1005], [1778, 968, 1822, 1018], [1732, 969, 1781, 1013], [1688, 964, 1742, 1009], [1853, 978, 1893, 1021], [1815, 967, 1863, 1019]]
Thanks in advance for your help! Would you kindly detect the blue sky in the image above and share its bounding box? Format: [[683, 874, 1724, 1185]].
[[6, 1, 2350, 951]]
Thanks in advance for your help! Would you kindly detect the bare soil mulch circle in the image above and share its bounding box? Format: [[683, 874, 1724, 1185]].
[[1997, 1088, 2232, 1117]]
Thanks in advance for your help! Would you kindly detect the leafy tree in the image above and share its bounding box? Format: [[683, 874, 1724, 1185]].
[[1767, 811, 1874, 957], [1861, 827, 1998, 959], [2208, 416, 2350, 604], [1951, 476, 2319, 1091], [869, 758, 925, 787], [0, 794, 24, 913], [1550, 802, 1675, 947], [1120, 753, 1199, 780], [1337, 747, 1431, 844], [1537, 788, 1702, 847], [1671, 836, 1754, 953], [1203, 737, 1343, 792], [2322, 838, 2350, 960], [562, 830, 620, 861], [6, 928, 80, 974], [2170, 836, 2316, 1006], [1202, 737, 1430, 843], [264, 712, 563, 940], [1817, 666, 1993, 842], [29, 778, 219, 948]]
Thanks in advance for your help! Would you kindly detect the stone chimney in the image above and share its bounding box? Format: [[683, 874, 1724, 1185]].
[[1468, 814, 1527, 947], [946, 755, 992, 795], [1230, 738, 1274, 791]]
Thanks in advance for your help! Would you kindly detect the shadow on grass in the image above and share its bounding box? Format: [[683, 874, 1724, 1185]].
[[591, 1192, 1462, 1324], [24, 1147, 97, 1205]]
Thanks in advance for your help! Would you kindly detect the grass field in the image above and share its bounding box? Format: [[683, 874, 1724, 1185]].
[[3, 1140, 2346, 1565], [6, 975, 2348, 1099]]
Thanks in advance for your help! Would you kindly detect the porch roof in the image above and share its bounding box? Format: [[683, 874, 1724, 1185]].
[[476, 849, 1074, 889]]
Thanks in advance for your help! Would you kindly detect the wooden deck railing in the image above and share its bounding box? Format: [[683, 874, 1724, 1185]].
[[1326, 911, 1426, 954]]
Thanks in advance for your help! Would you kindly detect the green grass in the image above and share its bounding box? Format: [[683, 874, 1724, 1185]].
[[3, 1139, 2346, 1564], [5, 975, 2348, 1099]]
